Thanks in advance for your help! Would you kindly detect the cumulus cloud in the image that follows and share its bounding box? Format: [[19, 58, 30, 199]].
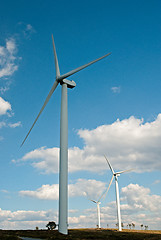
[[0, 97, 21, 139], [19, 179, 106, 201], [20, 184, 59, 200], [0, 120, 21, 140], [16, 114, 161, 173], [1, 183, 161, 230], [0, 38, 18, 79], [118, 183, 161, 230], [0, 208, 57, 230], [70, 183, 161, 230], [121, 184, 161, 213], [18, 147, 59, 173], [0, 25, 34, 93], [0, 97, 11, 115]]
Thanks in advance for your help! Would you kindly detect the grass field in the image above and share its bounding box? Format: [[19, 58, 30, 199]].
[[0, 228, 161, 240]]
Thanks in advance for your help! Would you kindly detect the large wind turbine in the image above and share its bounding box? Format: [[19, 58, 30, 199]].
[[104, 155, 132, 231], [21, 35, 111, 235]]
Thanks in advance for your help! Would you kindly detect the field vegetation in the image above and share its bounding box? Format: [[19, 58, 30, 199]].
[[0, 228, 161, 240]]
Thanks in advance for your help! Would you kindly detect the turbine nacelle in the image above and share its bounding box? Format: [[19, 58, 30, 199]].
[[60, 79, 76, 89]]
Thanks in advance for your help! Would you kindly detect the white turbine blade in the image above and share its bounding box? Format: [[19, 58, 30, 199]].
[[104, 155, 115, 175], [99, 175, 114, 202], [52, 35, 60, 78], [116, 169, 134, 175], [21, 80, 59, 147], [57, 52, 111, 81]]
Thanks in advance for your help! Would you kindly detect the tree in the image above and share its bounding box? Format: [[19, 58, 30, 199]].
[[35, 226, 39, 230], [121, 223, 124, 229], [46, 221, 56, 230], [129, 223, 132, 229], [140, 224, 143, 230], [145, 225, 148, 230]]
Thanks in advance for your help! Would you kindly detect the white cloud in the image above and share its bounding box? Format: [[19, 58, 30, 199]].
[[69, 179, 106, 199], [19, 146, 59, 174], [18, 22, 35, 39], [111, 86, 121, 93], [119, 184, 161, 229], [24, 24, 36, 39], [0, 38, 18, 79], [8, 121, 22, 128], [0, 97, 11, 115], [20, 184, 59, 200], [69, 183, 161, 230], [6, 39, 16, 54], [0, 97, 21, 139], [0, 208, 57, 230], [121, 183, 161, 213], [16, 114, 161, 174], [19, 179, 106, 201], [1, 184, 161, 230], [0, 84, 10, 94]]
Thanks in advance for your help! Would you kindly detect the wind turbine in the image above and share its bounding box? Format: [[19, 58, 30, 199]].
[[104, 155, 132, 231], [90, 199, 101, 229], [89, 188, 107, 229], [21, 35, 111, 235], [89, 177, 113, 229]]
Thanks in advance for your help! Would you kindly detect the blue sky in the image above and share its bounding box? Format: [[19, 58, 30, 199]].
[[0, 0, 161, 230]]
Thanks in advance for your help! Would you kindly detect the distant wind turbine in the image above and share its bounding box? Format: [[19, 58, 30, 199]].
[[21, 34, 111, 235], [104, 155, 132, 231], [90, 199, 101, 228], [89, 178, 113, 229]]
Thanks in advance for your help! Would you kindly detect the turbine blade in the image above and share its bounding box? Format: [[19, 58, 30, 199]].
[[21, 80, 59, 147], [116, 169, 134, 175], [104, 155, 115, 174], [90, 200, 97, 204], [52, 34, 60, 78], [58, 52, 111, 81], [98, 175, 114, 202]]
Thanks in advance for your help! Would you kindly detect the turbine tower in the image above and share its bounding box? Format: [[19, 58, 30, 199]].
[[104, 155, 132, 231], [21, 35, 111, 235]]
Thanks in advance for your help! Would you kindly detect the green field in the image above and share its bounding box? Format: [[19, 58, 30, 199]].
[[0, 229, 161, 240]]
